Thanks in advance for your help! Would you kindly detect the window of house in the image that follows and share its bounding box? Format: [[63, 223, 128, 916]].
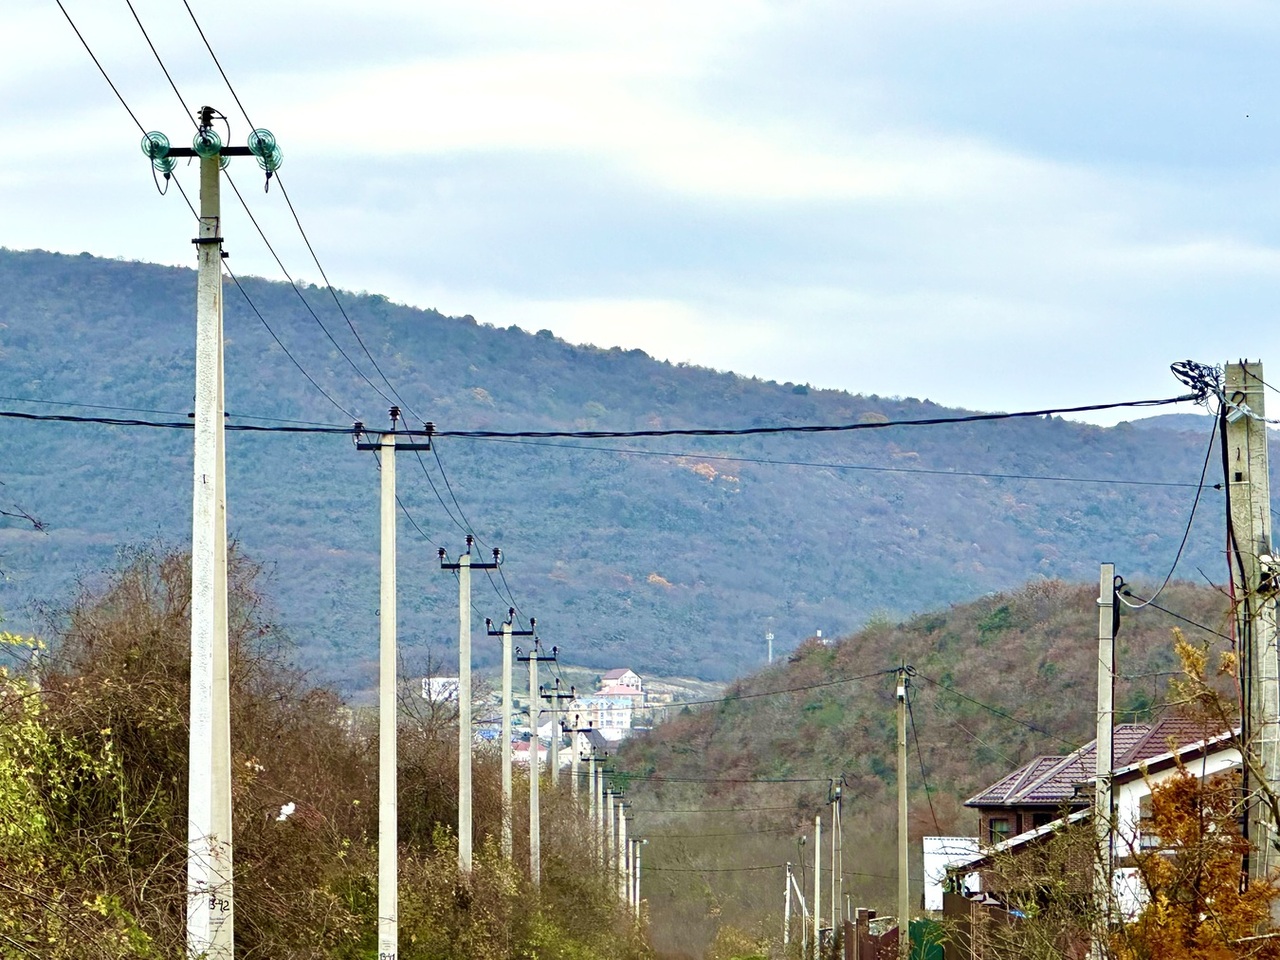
[[1032, 812, 1054, 829], [989, 818, 1011, 843]]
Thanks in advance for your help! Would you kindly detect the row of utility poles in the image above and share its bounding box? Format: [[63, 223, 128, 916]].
[[782, 669, 909, 960], [163, 114, 1280, 960], [173, 106, 643, 960]]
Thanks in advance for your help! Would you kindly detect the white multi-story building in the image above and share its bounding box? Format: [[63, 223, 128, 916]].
[[567, 695, 633, 742]]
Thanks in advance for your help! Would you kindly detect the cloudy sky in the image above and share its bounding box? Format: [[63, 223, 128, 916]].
[[7, 1, 1280, 423]]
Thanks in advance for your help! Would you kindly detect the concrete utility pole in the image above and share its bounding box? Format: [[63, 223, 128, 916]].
[[590, 742, 609, 864], [617, 805, 630, 901], [358, 413, 432, 960], [439, 539, 501, 874], [566, 714, 592, 810], [1093, 562, 1117, 959], [605, 785, 620, 877], [897, 666, 910, 960], [186, 109, 234, 960], [541, 679, 574, 786], [1223, 361, 1280, 910], [813, 813, 821, 960], [517, 637, 556, 886], [486, 612, 533, 862], [831, 782, 842, 932], [632, 837, 646, 919], [767, 631, 774, 665], [144, 112, 280, 960], [784, 861, 793, 946]]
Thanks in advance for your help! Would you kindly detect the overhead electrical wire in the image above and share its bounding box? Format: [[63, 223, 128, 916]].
[[179, 0, 422, 423], [221, 173, 395, 415], [915, 672, 1081, 749], [643, 827, 796, 839], [123, 0, 401, 420], [223, 264, 358, 422], [629, 805, 803, 814], [460, 435, 1211, 490], [1117, 411, 1220, 611], [668, 667, 897, 708], [1119, 591, 1233, 643], [55, 1, 147, 135], [433, 394, 1198, 440], [906, 684, 942, 835]]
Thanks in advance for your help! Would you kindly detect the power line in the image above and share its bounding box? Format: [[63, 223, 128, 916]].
[[612, 773, 832, 785], [125, 0, 196, 126], [222, 172, 394, 415], [1117, 412, 1219, 611], [647, 863, 785, 874], [74, 0, 368, 423], [459, 435, 1211, 490], [643, 827, 797, 839], [0, 409, 352, 433], [223, 264, 357, 422], [668, 667, 896, 708], [54, 1, 146, 134], [915, 672, 1081, 749], [1119, 591, 1233, 643], [179, 0, 422, 424], [906, 687, 941, 835], [431, 394, 1197, 440], [629, 805, 803, 814]]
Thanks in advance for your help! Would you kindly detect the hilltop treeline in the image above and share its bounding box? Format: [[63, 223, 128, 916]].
[[0, 547, 648, 960], [0, 248, 1234, 691], [615, 577, 1232, 958]]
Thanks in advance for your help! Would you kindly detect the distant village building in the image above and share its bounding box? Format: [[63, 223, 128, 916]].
[[421, 676, 460, 702], [569, 695, 634, 742], [513, 738, 548, 768]]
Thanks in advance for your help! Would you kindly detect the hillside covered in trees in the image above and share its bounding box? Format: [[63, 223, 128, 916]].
[[615, 578, 1233, 958], [0, 248, 1238, 692]]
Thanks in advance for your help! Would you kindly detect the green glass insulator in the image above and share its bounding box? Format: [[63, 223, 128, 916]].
[[152, 156, 177, 176], [141, 131, 170, 161], [255, 145, 283, 173], [192, 128, 222, 160], [219, 154, 231, 171], [247, 128, 277, 158]]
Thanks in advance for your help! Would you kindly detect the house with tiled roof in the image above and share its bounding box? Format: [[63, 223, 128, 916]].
[[949, 715, 1239, 918], [965, 715, 1220, 846]]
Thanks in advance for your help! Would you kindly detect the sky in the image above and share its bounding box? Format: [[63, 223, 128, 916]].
[[7, 1, 1280, 424]]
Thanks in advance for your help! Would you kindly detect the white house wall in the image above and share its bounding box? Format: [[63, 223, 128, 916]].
[[1112, 745, 1241, 856]]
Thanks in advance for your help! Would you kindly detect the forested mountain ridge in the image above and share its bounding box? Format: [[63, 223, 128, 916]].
[[617, 579, 1233, 957], [0, 248, 1236, 692]]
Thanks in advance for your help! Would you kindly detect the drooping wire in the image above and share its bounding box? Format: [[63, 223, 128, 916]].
[[426, 442, 526, 623], [914, 672, 1080, 749], [672, 667, 897, 708], [0, 393, 344, 428], [180, 0, 423, 423], [1117, 410, 1220, 610], [54, 1, 146, 134], [411, 448, 470, 537], [1120, 591, 1234, 643], [125, 0, 196, 126], [906, 683, 942, 835], [222, 173, 393, 414], [223, 264, 357, 422], [430, 394, 1198, 440], [454, 435, 1211, 489]]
